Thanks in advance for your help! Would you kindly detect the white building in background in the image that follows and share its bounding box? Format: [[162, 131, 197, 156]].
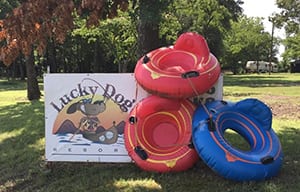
[[245, 61, 278, 73]]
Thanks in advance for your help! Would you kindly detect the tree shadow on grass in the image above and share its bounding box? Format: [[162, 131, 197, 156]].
[[0, 101, 45, 190], [276, 126, 300, 174], [224, 74, 300, 87], [1, 100, 300, 191], [0, 79, 27, 91]]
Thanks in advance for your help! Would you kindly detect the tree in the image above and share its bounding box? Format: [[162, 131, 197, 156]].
[[282, 33, 300, 61], [0, 0, 21, 19], [275, 0, 300, 64], [0, 0, 128, 100], [133, 0, 173, 58], [96, 17, 137, 72], [72, 11, 137, 73], [276, 0, 300, 35], [160, 0, 243, 58], [223, 16, 277, 74]]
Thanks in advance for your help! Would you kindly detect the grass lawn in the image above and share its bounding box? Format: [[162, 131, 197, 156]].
[[0, 73, 300, 192]]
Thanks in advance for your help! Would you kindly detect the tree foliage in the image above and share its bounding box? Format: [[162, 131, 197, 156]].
[[2, 0, 288, 78], [276, 0, 300, 35], [73, 11, 137, 72], [134, 0, 173, 57], [160, 0, 243, 58], [0, 0, 21, 19], [0, 0, 128, 66], [282, 33, 300, 61], [0, 0, 129, 101], [275, 0, 300, 62], [223, 16, 277, 73]]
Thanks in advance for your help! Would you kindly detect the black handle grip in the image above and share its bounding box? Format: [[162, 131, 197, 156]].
[[129, 116, 137, 124], [207, 117, 216, 132], [181, 71, 200, 79], [261, 156, 274, 164], [143, 55, 150, 64], [134, 146, 148, 160]]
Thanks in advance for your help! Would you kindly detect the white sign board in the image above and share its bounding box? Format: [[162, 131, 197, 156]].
[[44, 73, 223, 162]]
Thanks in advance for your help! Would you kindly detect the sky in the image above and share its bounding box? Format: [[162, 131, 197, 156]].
[[241, 0, 280, 34], [241, 0, 285, 58]]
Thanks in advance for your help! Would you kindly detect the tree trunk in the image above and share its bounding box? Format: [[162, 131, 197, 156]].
[[25, 50, 41, 101], [137, 0, 161, 58], [137, 21, 160, 57], [47, 40, 57, 73], [19, 57, 26, 80], [92, 41, 105, 73], [118, 59, 129, 73]]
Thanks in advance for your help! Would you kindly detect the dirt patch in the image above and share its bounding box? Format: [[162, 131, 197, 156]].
[[257, 95, 300, 120]]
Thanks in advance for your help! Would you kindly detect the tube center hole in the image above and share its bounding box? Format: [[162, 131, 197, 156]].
[[223, 129, 251, 151]]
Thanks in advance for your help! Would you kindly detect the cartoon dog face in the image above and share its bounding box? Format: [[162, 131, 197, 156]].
[[67, 99, 106, 116], [55, 98, 125, 144]]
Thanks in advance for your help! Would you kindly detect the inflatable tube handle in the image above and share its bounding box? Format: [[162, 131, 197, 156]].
[[207, 117, 216, 131], [143, 55, 150, 64], [134, 146, 148, 160], [188, 139, 195, 149], [181, 71, 200, 79], [221, 100, 228, 105], [129, 116, 137, 124], [260, 156, 274, 165]]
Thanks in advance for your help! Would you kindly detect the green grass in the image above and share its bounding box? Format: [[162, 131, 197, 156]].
[[223, 73, 300, 100], [0, 73, 300, 192]]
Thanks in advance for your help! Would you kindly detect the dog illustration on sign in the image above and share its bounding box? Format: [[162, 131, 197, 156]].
[[53, 97, 125, 144]]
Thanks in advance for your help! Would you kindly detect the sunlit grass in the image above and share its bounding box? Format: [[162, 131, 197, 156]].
[[29, 137, 45, 151], [114, 178, 162, 191], [224, 86, 300, 100], [273, 119, 299, 130], [223, 73, 300, 100], [0, 128, 25, 143], [0, 80, 27, 106], [0, 90, 28, 106]]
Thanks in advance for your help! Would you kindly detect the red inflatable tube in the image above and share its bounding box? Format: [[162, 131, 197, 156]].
[[124, 95, 198, 172], [134, 32, 221, 98]]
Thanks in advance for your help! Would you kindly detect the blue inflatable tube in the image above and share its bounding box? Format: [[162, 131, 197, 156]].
[[192, 99, 283, 181]]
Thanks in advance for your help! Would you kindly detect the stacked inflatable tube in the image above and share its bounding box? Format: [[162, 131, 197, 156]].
[[192, 99, 283, 181], [124, 95, 199, 172], [126, 31, 283, 180], [134, 32, 221, 98]]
